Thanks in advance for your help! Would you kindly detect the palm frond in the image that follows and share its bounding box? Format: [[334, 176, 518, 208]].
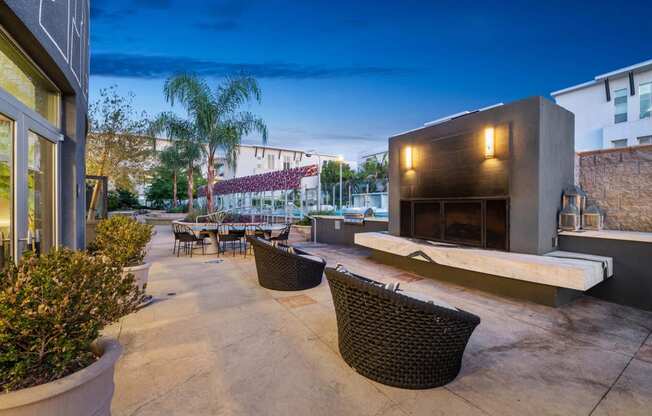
[[216, 75, 262, 116]]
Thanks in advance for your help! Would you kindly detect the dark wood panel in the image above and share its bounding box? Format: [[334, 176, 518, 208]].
[[411, 129, 509, 198]]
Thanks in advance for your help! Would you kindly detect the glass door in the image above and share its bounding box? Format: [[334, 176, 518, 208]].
[[0, 113, 13, 268], [0, 93, 60, 264], [27, 131, 55, 255]]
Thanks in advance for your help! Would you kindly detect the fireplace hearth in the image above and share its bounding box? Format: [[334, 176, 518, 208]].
[[402, 198, 508, 250]]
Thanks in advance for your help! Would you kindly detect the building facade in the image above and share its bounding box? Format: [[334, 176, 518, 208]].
[[552, 59, 652, 150], [357, 149, 388, 167], [0, 0, 89, 262], [217, 144, 337, 179], [154, 138, 338, 180]]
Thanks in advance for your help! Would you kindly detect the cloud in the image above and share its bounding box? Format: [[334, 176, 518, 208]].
[[196, 0, 257, 32], [90, 53, 409, 80]]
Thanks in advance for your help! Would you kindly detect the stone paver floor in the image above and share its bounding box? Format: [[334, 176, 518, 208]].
[[106, 226, 652, 416]]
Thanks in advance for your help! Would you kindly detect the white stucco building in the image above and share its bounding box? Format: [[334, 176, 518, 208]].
[[153, 139, 337, 179], [216, 144, 338, 179], [552, 59, 652, 150]]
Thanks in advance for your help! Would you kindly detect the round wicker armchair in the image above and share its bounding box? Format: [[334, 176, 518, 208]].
[[248, 236, 325, 291], [325, 267, 481, 389]]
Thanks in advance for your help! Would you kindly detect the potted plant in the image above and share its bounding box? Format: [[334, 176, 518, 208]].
[[292, 216, 313, 241], [0, 249, 142, 415], [90, 216, 154, 293]]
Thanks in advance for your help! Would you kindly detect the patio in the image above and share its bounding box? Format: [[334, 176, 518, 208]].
[[105, 225, 652, 416]]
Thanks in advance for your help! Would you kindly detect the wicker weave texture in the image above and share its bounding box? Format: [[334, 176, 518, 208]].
[[249, 237, 325, 291], [325, 267, 480, 389]]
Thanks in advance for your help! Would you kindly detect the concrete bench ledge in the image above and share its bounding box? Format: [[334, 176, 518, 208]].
[[354, 232, 613, 291]]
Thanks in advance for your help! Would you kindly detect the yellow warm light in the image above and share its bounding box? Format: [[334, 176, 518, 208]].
[[404, 146, 413, 170], [484, 127, 495, 158]]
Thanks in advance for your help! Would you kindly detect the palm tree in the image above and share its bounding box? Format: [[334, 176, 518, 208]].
[[158, 144, 185, 208], [163, 73, 267, 212], [149, 113, 203, 210]]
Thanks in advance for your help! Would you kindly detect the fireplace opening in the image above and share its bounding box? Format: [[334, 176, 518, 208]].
[[444, 201, 482, 245], [402, 198, 509, 250]]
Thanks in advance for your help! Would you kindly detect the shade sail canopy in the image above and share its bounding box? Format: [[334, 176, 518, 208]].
[[200, 165, 318, 196]]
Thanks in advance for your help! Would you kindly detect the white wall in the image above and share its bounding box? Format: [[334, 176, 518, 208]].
[[220, 146, 337, 179], [554, 68, 652, 150]]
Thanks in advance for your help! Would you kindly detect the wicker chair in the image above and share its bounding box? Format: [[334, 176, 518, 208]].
[[325, 267, 481, 389], [248, 236, 325, 291]]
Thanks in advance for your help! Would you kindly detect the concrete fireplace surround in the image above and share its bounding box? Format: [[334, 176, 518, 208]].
[[389, 96, 576, 255]]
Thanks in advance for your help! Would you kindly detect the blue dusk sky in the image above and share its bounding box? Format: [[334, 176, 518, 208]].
[[90, 0, 652, 162]]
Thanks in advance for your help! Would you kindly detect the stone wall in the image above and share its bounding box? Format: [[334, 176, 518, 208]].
[[577, 145, 652, 232]]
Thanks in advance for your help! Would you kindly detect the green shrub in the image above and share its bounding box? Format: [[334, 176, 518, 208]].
[[108, 188, 140, 211], [166, 203, 187, 214], [0, 249, 142, 392], [294, 217, 312, 226], [91, 216, 153, 267]]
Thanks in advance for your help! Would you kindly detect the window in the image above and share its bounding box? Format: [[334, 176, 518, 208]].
[[638, 135, 652, 145], [267, 154, 275, 170], [283, 155, 292, 170], [641, 82, 651, 119], [612, 139, 628, 148], [0, 30, 60, 127], [614, 88, 628, 123]]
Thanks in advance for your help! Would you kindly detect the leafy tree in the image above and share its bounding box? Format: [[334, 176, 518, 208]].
[[86, 86, 153, 221], [320, 160, 355, 186], [356, 155, 389, 192], [163, 73, 267, 212], [145, 164, 205, 210], [149, 113, 203, 211]]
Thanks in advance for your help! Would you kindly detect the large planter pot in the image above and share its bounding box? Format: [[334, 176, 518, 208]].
[[0, 338, 122, 416], [292, 225, 312, 241], [123, 262, 151, 292]]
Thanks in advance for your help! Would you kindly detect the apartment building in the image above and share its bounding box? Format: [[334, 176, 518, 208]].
[[552, 59, 652, 150], [0, 1, 90, 257]]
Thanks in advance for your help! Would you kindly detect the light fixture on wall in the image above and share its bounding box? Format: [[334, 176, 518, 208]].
[[404, 145, 413, 170], [484, 127, 495, 158]]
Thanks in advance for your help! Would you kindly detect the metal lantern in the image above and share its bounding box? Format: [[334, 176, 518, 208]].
[[559, 204, 581, 231], [562, 185, 587, 212], [582, 205, 604, 231]]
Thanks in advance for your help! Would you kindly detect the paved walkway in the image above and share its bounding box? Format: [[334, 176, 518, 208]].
[[107, 226, 652, 416]]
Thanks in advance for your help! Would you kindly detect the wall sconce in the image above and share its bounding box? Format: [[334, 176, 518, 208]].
[[404, 146, 413, 170], [484, 127, 495, 158]]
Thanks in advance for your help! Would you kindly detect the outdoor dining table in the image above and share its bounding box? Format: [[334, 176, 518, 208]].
[[179, 222, 287, 255]]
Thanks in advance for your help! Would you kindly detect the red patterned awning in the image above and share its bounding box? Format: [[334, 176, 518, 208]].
[[200, 164, 318, 196]]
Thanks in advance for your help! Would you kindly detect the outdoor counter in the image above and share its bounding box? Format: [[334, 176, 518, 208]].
[[312, 215, 388, 246]]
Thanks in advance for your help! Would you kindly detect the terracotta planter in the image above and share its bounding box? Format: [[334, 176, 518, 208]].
[[292, 225, 313, 241], [0, 338, 122, 416], [123, 262, 151, 292]]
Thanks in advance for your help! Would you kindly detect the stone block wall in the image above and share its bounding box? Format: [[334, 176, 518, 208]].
[[577, 145, 652, 231]]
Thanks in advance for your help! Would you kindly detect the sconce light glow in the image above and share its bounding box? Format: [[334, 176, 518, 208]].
[[404, 146, 413, 170], [484, 127, 495, 158]]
